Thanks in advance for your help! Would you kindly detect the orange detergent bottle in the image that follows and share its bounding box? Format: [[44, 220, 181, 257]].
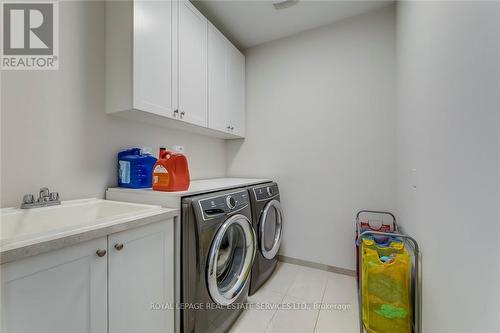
[[152, 147, 190, 191]]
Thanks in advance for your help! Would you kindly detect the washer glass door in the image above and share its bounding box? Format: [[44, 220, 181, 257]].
[[259, 200, 283, 260], [207, 214, 256, 305]]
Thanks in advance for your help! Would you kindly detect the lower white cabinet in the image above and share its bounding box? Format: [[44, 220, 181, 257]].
[[1, 237, 108, 333], [109, 220, 174, 333], [1, 220, 174, 333]]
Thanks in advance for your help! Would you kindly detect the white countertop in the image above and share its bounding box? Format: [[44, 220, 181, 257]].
[[107, 178, 271, 198]]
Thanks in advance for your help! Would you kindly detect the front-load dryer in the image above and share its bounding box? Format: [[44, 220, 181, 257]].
[[247, 182, 283, 295], [181, 188, 256, 333]]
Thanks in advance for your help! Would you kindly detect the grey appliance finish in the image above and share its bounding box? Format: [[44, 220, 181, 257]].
[[181, 188, 256, 333], [247, 182, 283, 295]]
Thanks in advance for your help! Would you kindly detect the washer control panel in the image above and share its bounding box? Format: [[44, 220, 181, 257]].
[[200, 190, 249, 220], [253, 183, 279, 201]]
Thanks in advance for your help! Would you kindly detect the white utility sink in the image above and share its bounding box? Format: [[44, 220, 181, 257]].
[[0, 198, 166, 248]]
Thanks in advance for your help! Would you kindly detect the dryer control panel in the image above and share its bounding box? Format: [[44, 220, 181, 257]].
[[253, 183, 279, 201], [199, 190, 249, 220]]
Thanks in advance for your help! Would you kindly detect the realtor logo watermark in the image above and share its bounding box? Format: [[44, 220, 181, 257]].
[[1, 1, 59, 70]]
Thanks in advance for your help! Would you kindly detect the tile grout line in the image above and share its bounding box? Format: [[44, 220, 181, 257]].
[[247, 263, 359, 333], [284, 262, 335, 333], [263, 292, 286, 332], [262, 263, 297, 332], [280, 262, 298, 296], [312, 275, 329, 333]]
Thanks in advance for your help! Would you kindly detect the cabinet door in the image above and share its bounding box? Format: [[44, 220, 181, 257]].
[[133, 0, 178, 118], [227, 44, 246, 137], [208, 23, 228, 132], [108, 219, 174, 333], [1, 238, 108, 333], [178, 1, 208, 127]]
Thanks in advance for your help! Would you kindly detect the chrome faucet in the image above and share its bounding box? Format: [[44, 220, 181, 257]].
[[21, 187, 61, 209]]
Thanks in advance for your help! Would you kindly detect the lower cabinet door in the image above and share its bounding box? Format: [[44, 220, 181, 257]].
[[108, 219, 174, 333], [1, 237, 108, 333]]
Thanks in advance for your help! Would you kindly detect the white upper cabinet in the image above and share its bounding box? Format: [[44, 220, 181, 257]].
[[208, 24, 228, 132], [227, 44, 246, 137], [133, 0, 178, 118], [105, 0, 178, 119], [208, 24, 246, 137], [106, 0, 245, 139], [178, 1, 208, 127]]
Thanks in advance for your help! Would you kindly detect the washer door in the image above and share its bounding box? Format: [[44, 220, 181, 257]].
[[259, 200, 283, 260], [207, 214, 256, 305]]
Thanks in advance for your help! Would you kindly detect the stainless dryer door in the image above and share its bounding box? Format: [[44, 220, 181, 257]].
[[207, 214, 256, 305], [259, 200, 283, 260]]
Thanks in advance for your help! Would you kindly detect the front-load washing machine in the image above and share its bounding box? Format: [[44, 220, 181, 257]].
[[181, 188, 256, 333], [247, 182, 283, 295]]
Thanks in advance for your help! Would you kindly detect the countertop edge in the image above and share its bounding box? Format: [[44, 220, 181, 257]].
[[106, 178, 272, 197], [0, 208, 180, 265]]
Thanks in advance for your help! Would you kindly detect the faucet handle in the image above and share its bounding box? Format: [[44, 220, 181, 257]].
[[38, 187, 50, 202], [49, 192, 60, 202], [23, 194, 35, 204]]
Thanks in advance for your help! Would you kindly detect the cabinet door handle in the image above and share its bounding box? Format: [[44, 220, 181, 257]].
[[114, 243, 124, 251], [96, 249, 107, 257], [227, 126, 231, 130], [173, 109, 179, 118], [180, 111, 185, 119]]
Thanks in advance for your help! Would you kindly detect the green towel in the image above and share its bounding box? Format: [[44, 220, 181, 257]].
[[376, 304, 408, 319]]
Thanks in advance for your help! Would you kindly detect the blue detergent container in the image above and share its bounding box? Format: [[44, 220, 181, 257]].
[[117, 148, 157, 188]]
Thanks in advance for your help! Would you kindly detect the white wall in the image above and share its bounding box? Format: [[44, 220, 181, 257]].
[[226, 6, 397, 270], [0, 1, 226, 208], [396, 1, 500, 332]]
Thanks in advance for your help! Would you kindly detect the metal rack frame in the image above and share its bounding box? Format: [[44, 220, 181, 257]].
[[355, 211, 422, 333]]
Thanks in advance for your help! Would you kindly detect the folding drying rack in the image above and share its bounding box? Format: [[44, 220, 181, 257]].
[[355, 210, 422, 333]]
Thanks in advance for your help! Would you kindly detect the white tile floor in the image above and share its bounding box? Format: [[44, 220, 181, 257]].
[[230, 262, 360, 333]]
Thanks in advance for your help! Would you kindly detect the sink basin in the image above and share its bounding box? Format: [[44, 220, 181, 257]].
[[0, 198, 164, 246]]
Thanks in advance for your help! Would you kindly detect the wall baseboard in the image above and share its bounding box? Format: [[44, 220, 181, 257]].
[[277, 255, 356, 277]]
